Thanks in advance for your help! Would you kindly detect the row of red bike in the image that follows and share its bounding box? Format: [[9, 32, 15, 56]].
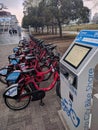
[[0, 35, 61, 110]]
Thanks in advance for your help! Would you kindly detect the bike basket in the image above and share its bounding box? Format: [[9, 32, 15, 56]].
[[0, 68, 8, 76], [6, 71, 21, 83], [10, 59, 19, 65]]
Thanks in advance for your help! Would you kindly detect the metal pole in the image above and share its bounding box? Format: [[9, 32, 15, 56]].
[[3, 20, 5, 33]]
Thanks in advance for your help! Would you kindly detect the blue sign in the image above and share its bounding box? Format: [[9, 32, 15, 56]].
[[75, 30, 98, 46], [0, 17, 11, 22]]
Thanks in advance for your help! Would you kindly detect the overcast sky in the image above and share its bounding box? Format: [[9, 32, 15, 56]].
[[83, 0, 98, 17], [0, 0, 98, 25]]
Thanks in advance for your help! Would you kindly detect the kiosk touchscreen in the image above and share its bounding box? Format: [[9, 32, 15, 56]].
[[60, 30, 98, 130], [63, 44, 91, 69]]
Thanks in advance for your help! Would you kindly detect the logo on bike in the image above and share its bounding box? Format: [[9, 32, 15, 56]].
[[5, 87, 17, 97], [61, 98, 80, 127]]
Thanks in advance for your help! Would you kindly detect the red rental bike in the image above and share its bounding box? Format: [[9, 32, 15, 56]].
[[3, 58, 60, 110]]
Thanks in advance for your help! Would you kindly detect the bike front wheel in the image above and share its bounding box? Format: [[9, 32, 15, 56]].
[[4, 87, 31, 111]]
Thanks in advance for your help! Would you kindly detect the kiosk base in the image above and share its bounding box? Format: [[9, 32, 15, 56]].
[[58, 110, 92, 130], [58, 110, 70, 130]]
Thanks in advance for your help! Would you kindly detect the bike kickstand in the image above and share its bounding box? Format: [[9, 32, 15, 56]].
[[39, 99, 45, 106]]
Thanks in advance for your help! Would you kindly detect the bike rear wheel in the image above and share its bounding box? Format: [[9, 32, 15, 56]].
[[4, 87, 31, 110]]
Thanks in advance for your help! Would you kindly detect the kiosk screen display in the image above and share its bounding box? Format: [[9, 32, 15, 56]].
[[63, 44, 91, 69]]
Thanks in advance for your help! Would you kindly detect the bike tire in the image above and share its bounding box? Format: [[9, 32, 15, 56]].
[[56, 80, 61, 98], [4, 86, 31, 111]]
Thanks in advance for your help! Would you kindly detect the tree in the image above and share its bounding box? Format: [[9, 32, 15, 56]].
[[22, 0, 47, 33], [22, 16, 29, 28], [38, 0, 56, 34], [77, 6, 90, 24], [22, 0, 90, 37], [47, 0, 90, 37], [92, 13, 98, 24]]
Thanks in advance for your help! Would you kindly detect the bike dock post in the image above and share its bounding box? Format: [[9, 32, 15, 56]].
[[59, 30, 98, 130]]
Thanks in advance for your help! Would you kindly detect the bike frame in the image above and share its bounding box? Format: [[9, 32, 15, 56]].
[[18, 65, 59, 92], [19, 71, 59, 91]]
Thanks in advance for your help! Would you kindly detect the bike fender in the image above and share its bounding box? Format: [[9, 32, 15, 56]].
[[3, 84, 18, 97]]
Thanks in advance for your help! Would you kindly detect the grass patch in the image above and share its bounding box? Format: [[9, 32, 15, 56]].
[[63, 23, 98, 31]]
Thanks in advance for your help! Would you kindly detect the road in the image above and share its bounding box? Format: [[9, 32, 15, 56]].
[[0, 30, 79, 45], [0, 31, 29, 45]]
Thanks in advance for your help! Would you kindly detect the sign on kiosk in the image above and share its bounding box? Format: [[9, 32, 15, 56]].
[[59, 30, 98, 130]]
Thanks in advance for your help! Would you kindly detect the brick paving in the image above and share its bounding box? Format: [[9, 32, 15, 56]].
[[0, 33, 65, 130]]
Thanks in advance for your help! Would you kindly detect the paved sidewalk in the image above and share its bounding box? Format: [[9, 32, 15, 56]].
[[0, 82, 65, 130]]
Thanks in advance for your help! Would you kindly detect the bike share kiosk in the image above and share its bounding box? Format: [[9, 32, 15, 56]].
[[59, 30, 98, 130]]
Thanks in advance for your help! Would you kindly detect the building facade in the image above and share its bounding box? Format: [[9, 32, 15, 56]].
[[0, 3, 18, 33]]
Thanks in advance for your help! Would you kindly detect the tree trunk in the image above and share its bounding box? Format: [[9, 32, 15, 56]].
[[35, 27, 37, 32], [52, 25, 54, 35], [47, 26, 49, 34], [55, 25, 57, 35], [58, 21, 62, 37], [41, 27, 44, 34]]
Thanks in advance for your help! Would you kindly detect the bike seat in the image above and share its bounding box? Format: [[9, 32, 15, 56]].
[[19, 63, 25, 67], [27, 54, 34, 57], [48, 45, 57, 50], [8, 54, 15, 59], [25, 56, 36, 60], [23, 48, 30, 53], [35, 51, 40, 55], [44, 43, 53, 47], [9, 58, 19, 65], [22, 68, 36, 75]]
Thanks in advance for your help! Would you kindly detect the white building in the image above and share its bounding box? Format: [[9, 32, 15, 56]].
[[0, 3, 18, 32]]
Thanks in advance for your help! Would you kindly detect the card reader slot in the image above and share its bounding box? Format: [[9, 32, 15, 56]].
[[63, 72, 69, 79], [60, 64, 77, 89]]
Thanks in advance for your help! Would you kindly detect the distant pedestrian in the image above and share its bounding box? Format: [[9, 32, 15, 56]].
[[14, 29, 17, 34], [17, 26, 21, 37], [12, 28, 15, 34], [9, 29, 13, 35]]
